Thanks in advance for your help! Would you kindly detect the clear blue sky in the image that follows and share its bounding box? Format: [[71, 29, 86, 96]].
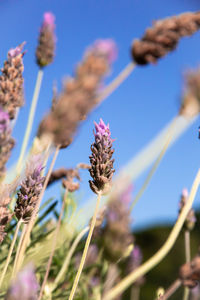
[[1, 0, 200, 228]]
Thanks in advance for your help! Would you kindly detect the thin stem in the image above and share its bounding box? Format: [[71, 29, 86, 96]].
[[12, 224, 27, 278], [51, 226, 89, 293], [68, 192, 102, 300], [16, 69, 44, 174], [183, 230, 191, 300], [184, 231, 191, 263], [38, 191, 67, 300], [103, 168, 200, 300], [0, 219, 22, 288], [183, 288, 190, 300], [131, 286, 140, 300], [130, 119, 175, 211], [15, 145, 59, 273], [96, 62, 136, 104], [159, 279, 182, 300]]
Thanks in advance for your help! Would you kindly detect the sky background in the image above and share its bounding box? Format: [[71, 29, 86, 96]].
[[1, 0, 200, 229]]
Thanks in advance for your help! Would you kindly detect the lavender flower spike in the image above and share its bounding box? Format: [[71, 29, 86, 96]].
[[89, 119, 115, 194], [14, 155, 45, 223], [36, 12, 56, 67], [0, 107, 15, 179], [0, 43, 25, 119], [92, 39, 118, 64], [5, 263, 39, 300]]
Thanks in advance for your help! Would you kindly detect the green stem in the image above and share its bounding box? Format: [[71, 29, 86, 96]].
[[103, 169, 200, 300], [51, 226, 89, 293], [68, 192, 102, 300], [183, 230, 191, 300], [0, 219, 22, 288], [16, 69, 44, 174]]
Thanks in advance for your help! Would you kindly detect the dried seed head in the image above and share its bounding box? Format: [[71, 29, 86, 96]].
[[89, 119, 115, 194], [5, 263, 39, 300], [180, 67, 200, 117], [14, 155, 45, 223], [37, 40, 117, 148], [132, 11, 200, 65], [36, 12, 56, 68], [178, 188, 196, 231], [0, 43, 25, 119]]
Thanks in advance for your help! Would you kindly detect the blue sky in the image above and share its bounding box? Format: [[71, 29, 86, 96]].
[[1, 0, 200, 228]]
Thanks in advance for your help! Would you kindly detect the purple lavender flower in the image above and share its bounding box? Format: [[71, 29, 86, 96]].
[[14, 155, 45, 223], [92, 39, 118, 64], [8, 43, 25, 60], [126, 245, 145, 286], [103, 195, 133, 262], [36, 12, 56, 67], [0, 43, 25, 119], [120, 184, 133, 206], [0, 107, 15, 178], [43, 12, 55, 31], [5, 263, 39, 300], [89, 119, 115, 194]]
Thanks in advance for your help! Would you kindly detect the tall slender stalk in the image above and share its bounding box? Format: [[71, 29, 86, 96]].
[[16, 69, 44, 174], [130, 119, 175, 211], [183, 230, 191, 300], [159, 279, 182, 300], [68, 192, 102, 300], [14, 145, 59, 273], [0, 219, 22, 288], [12, 223, 27, 278], [38, 191, 67, 300], [97, 62, 136, 104], [103, 168, 200, 300]]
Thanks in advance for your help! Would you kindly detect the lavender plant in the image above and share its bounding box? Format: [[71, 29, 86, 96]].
[[1, 9, 200, 300]]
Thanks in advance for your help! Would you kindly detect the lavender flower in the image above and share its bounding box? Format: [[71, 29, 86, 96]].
[[132, 11, 200, 65], [37, 39, 117, 148], [36, 12, 56, 68], [180, 67, 200, 117], [126, 245, 145, 286], [179, 188, 196, 231], [89, 39, 118, 64], [0, 43, 25, 119], [0, 193, 12, 244], [0, 107, 15, 179], [89, 119, 115, 194], [5, 264, 39, 300], [0, 182, 20, 244], [14, 155, 45, 223], [102, 195, 133, 262]]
